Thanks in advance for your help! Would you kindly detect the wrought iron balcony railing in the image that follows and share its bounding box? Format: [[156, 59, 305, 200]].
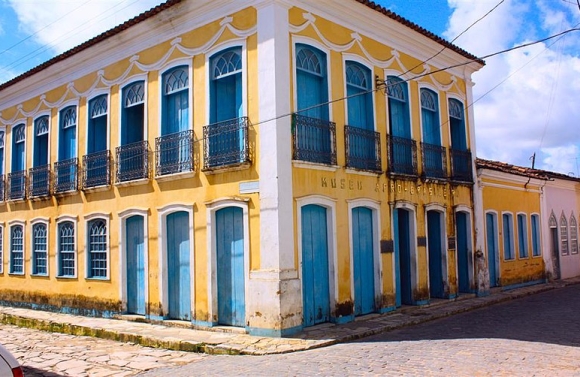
[[8, 170, 26, 200], [54, 158, 78, 194], [29, 165, 51, 198], [292, 114, 337, 165], [156, 130, 194, 176], [203, 117, 250, 170], [83, 150, 111, 189], [421, 142, 447, 179], [345, 125, 381, 172], [388, 135, 417, 176], [0, 175, 5, 202], [450, 149, 473, 183], [116, 141, 149, 183]]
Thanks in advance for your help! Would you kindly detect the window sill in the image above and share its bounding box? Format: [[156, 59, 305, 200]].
[[387, 171, 419, 180], [345, 168, 383, 176], [31, 273, 49, 278], [29, 194, 51, 201], [203, 162, 251, 175], [8, 272, 25, 276], [292, 160, 339, 172], [56, 275, 78, 280], [86, 277, 110, 281], [54, 189, 79, 197], [155, 170, 196, 182], [83, 185, 111, 193], [115, 178, 149, 188], [7, 197, 27, 203]]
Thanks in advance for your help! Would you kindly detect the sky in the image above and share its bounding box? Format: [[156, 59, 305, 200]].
[[0, 0, 579, 174]]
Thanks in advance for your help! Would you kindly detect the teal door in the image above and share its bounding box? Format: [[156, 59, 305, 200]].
[[302, 204, 330, 326], [216, 207, 245, 327], [352, 207, 375, 316], [486, 213, 498, 287], [126, 215, 146, 315], [167, 211, 191, 320], [427, 211, 444, 298], [395, 208, 413, 305], [456, 212, 471, 293]]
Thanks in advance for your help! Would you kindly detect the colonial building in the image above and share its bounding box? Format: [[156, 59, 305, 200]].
[[0, 0, 483, 336]]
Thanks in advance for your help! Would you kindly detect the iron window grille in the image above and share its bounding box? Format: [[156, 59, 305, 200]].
[[421, 142, 447, 179], [29, 165, 51, 198], [116, 141, 149, 183], [54, 158, 78, 193], [203, 117, 250, 170], [387, 135, 417, 176], [83, 150, 111, 189], [345, 125, 381, 172], [292, 114, 337, 165], [8, 170, 26, 200], [450, 149, 473, 183], [155, 130, 195, 176]]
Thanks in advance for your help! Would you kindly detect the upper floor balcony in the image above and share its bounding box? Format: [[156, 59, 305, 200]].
[[387, 135, 417, 176], [421, 142, 447, 179], [54, 158, 78, 194], [292, 114, 337, 166], [116, 141, 149, 184], [83, 150, 111, 189], [203, 117, 250, 171], [29, 165, 51, 198], [345, 125, 381, 173], [450, 149, 473, 183], [156, 130, 194, 177], [8, 170, 26, 201]]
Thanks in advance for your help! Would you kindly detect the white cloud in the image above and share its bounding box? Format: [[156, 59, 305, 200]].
[[445, 0, 580, 174], [6, 0, 162, 54]]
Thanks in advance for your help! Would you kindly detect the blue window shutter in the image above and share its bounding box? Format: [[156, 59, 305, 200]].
[[121, 81, 145, 145], [387, 76, 411, 138], [162, 67, 189, 135], [449, 99, 467, 150], [346, 61, 373, 130], [296, 44, 328, 121], [12, 125, 25, 172], [421, 89, 440, 145]]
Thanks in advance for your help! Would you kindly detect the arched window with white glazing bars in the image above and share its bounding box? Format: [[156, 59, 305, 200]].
[[58, 221, 76, 277], [87, 219, 108, 279], [560, 213, 569, 256], [32, 223, 48, 275], [570, 214, 578, 254]]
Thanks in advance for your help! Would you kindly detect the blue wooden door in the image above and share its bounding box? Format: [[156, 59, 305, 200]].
[[167, 211, 191, 320], [456, 212, 470, 293], [352, 207, 375, 316], [427, 211, 444, 298], [395, 208, 413, 305], [216, 207, 245, 327], [393, 209, 401, 307], [302, 204, 330, 326], [126, 215, 146, 315], [486, 213, 498, 287]]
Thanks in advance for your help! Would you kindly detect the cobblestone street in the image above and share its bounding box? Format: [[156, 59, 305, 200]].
[[3, 283, 580, 376]]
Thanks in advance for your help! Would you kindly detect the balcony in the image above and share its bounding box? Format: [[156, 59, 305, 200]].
[[388, 135, 417, 176], [345, 125, 381, 172], [83, 150, 111, 189], [8, 170, 26, 201], [54, 158, 78, 194], [203, 117, 250, 171], [450, 149, 473, 183], [29, 165, 51, 198], [116, 141, 149, 183], [156, 130, 194, 176], [421, 142, 447, 179], [292, 114, 336, 165]]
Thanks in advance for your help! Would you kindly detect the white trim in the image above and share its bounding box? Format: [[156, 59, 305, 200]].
[[32, 112, 52, 170], [118, 208, 149, 315], [119, 77, 148, 147], [530, 213, 543, 258], [158, 60, 193, 137], [86, 90, 111, 152], [296, 195, 338, 321], [55, 215, 78, 279], [157, 203, 195, 320], [383, 69, 413, 139], [291, 36, 333, 120], [84, 213, 111, 280], [417, 83, 442, 146], [0, 224, 4, 274], [8, 220, 26, 276], [342, 54, 377, 131], [56, 100, 80, 161], [454, 206, 474, 292], [392, 202, 418, 304], [206, 198, 250, 326], [347, 199, 382, 313], [424, 204, 448, 298], [484, 210, 500, 283], [204, 40, 248, 123], [30, 218, 50, 277], [501, 211, 516, 262], [9, 121, 28, 173], [515, 212, 529, 259]]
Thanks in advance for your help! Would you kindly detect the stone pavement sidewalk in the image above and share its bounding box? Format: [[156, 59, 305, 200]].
[[2, 277, 579, 357]]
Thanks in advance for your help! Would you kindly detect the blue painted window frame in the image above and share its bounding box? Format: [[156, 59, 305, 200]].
[[33, 116, 49, 167], [448, 98, 467, 151], [502, 213, 515, 260], [531, 214, 541, 257], [58, 221, 76, 277], [517, 214, 528, 258], [32, 223, 48, 276], [210, 46, 243, 123], [59, 106, 77, 160], [87, 218, 108, 279], [420, 88, 441, 145], [0, 226, 3, 273], [87, 95, 108, 154], [345, 61, 373, 130], [386, 76, 411, 138], [9, 224, 24, 274], [121, 81, 145, 145], [0, 131, 4, 176], [295, 43, 329, 120], [161, 66, 189, 136], [11, 124, 25, 172]]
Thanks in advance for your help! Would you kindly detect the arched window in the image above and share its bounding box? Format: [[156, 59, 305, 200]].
[[32, 223, 48, 275], [560, 213, 569, 256], [345, 61, 373, 130], [420, 88, 440, 145], [387, 76, 410, 138], [295, 44, 328, 120], [9, 224, 23, 274], [87, 218, 108, 278], [58, 221, 76, 277], [33, 116, 49, 167], [59, 106, 77, 160], [448, 98, 466, 151], [210, 47, 243, 123], [570, 214, 578, 254], [161, 66, 189, 135]]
